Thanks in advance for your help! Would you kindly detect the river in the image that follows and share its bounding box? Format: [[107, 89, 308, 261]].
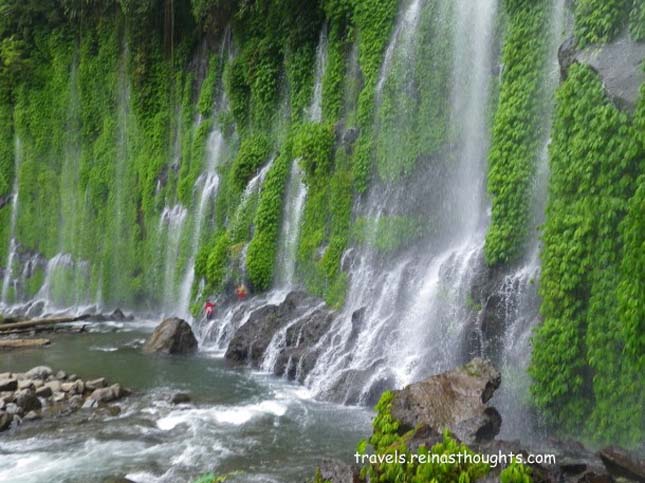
[[0, 321, 371, 483]]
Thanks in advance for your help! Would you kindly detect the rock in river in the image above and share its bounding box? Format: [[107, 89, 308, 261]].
[[390, 357, 502, 444], [143, 318, 198, 354]]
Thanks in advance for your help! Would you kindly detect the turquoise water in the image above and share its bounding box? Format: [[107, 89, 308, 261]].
[[0, 322, 371, 482]]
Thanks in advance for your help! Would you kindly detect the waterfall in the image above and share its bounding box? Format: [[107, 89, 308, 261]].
[[159, 204, 188, 315], [178, 127, 226, 317], [491, 0, 569, 440], [1, 137, 22, 307], [305, 0, 500, 404], [275, 27, 328, 289]]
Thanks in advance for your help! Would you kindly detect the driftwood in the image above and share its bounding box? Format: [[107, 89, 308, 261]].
[[0, 316, 79, 332], [0, 338, 50, 349]]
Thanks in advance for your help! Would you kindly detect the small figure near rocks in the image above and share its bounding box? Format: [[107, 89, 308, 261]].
[[143, 318, 198, 354]]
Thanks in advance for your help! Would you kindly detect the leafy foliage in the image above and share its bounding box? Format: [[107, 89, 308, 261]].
[[530, 64, 644, 446]]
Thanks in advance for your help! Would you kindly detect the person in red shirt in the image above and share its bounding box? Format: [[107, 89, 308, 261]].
[[204, 300, 216, 320], [235, 284, 248, 301]]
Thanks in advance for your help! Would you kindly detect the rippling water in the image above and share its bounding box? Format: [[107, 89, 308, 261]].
[[0, 324, 371, 483]]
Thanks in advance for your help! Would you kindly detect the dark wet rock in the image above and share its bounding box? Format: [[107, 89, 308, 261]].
[[599, 446, 645, 482], [25, 365, 53, 380], [89, 384, 125, 404], [390, 358, 502, 444], [110, 308, 134, 322], [317, 458, 361, 483], [15, 389, 42, 413], [521, 438, 614, 483], [170, 392, 191, 404], [143, 318, 198, 354], [225, 291, 324, 366], [35, 385, 53, 398], [559, 36, 578, 79], [0, 378, 18, 391], [0, 410, 12, 431], [273, 306, 335, 382]]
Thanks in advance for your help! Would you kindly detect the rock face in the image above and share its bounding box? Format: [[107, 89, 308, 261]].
[[599, 446, 645, 481], [559, 33, 645, 111], [143, 318, 198, 354], [390, 358, 502, 444], [225, 291, 330, 371]]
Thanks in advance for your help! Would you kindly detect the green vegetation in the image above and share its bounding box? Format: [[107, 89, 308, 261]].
[[485, 0, 550, 266], [574, 0, 631, 47], [530, 64, 644, 446], [338, 391, 533, 483]]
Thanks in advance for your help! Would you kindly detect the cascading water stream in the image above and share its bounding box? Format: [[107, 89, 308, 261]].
[[0, 137, 22, 306], [491, 0, 568, 440], [305, 0, 500, 404], [159, 205, 189, 315], [275, 27, 328, 289], [178, 127, 226, 317]]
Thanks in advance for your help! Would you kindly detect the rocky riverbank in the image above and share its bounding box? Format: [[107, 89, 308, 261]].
[[314, 359, 645, 483], [0, 366, 130, 433]]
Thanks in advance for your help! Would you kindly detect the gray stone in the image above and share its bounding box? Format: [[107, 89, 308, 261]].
[[89, 384, 124, 403], [5, 402, 23, 416], [317, 458, 360, 483], [35, 386, 53, 398], [25, 366, 53, 380], [170, 392, 191, 404], [143, 318, 198, 354], [55, 370, 67, 380], [0, 411, 12, 431], [86, 378, 107, 391], [0, 372, 11, 380], [390, 358, 502, 444], [68, 394, 84, 410], [61, 380, 84, 394], [225, 291, 325, 367], [67, 374, 78, 381], [82, 398, 98, 409], [52, 391, 66, 403], [23, 410, 41, 421], [17, 380, 35, 390], [0, 379, 17, 391], [15, 389, 42, 413], [560, 34, 645, 111], [46, 380, 62, 393]]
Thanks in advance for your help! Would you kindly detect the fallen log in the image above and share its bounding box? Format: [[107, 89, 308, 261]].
[[0, 316, 78, 332], [0, 338, 51, 349]]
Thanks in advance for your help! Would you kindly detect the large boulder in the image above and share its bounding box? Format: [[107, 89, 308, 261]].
[[390, 358, 502, 444], [559, 34, 645, 111], [225, 291, 323, 366], [317, 458, 361, 483], [143, 318, 198, 354], [25, 366, 53, 380]]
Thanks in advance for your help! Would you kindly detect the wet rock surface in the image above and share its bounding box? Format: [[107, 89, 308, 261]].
[[143, 317, 198, 354], [390, 357, 502, 444], [225, 291, 328, 368], [0, 366, 130, 433]]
